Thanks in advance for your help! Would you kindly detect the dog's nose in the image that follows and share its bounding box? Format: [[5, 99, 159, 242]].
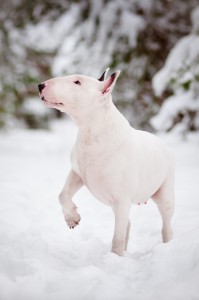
[[38, 83, 46, 93]]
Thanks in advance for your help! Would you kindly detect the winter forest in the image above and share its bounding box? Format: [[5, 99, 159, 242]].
[[1, 0, 199, 132], [0, 0, 199, 299]]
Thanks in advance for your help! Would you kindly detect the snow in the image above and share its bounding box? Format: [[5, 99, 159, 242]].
[[51, 0, 145, 76], [152, 4, 199, 97], [151, 5, 199, 133], [152, 34, 199, 97], [21, 4, 80, 53], [151, 92, 199, 132], [0, 119, 199, 300]]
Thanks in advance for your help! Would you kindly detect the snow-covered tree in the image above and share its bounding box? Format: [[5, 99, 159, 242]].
[[151, 5, 199, 135], [0, 0, 198, 129]]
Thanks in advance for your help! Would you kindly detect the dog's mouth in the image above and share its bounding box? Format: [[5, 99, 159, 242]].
[[41, 96, 64, 108]]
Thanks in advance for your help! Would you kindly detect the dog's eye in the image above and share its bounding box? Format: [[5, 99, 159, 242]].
[[74, 80, 81, 85]]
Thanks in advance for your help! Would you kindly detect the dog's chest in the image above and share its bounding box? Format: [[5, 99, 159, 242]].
[[72, 146, 108, 184], [71, 141, 119, 203]]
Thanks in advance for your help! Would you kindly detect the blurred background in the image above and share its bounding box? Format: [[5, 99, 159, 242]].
[[0, 0, 199, 134]]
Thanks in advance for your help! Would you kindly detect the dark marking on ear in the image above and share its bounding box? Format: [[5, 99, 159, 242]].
[[98, 70, 107, 82], [98, 68, 110, 82]]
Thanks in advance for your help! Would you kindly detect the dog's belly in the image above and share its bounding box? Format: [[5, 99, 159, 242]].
[[84, 163, 166, 206]]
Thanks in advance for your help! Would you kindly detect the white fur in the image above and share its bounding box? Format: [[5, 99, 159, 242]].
[[39, 70, 175, 256]]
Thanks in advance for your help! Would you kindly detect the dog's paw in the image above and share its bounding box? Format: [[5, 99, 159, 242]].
[[62, 204, 81, 229]]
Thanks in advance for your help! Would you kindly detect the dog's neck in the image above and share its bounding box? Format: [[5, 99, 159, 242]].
[[81, 107, 111, 132], [73, 96, 130, 147]]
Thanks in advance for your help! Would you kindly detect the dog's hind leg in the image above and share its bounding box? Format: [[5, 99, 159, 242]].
[[125, 220, 131, 251], [152, 167, 175, 243], [59, 169, 84, 229], [111, 202, 131, 256]]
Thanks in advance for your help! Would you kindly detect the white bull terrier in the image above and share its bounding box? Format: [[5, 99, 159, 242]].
[[38, 69, 175, 256]]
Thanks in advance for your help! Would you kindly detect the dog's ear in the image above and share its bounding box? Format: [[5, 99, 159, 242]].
[[100, 70, 121, 95], [98, 68, 110, 81]]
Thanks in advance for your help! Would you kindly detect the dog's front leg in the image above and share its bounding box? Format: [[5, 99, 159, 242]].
[[59, 169, 83, 229], [111, 202, 131, 256]]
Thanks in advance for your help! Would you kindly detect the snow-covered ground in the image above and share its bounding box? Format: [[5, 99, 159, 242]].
[[0, 119, 199, 300]]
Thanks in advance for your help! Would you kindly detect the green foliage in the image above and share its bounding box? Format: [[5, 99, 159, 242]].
[[182, 80, 192, 91]]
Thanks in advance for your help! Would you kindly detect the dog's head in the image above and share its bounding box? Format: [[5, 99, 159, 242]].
[[38, 69, 120, 119]]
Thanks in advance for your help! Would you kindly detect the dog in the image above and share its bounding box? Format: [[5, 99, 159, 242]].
[[38, 69, 175, 256]]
